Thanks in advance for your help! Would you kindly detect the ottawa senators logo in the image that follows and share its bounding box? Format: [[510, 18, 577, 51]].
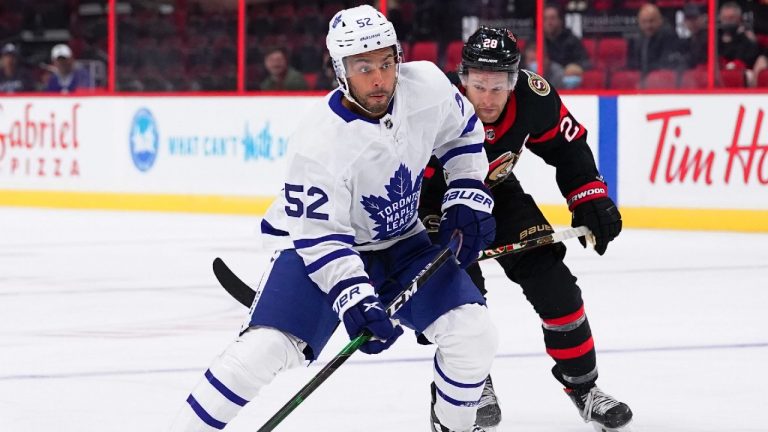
[[525, 70, 550, 96], [486, 151, 519, 188]]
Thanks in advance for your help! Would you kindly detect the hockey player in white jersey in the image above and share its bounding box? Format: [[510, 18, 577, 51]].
[[170, 5, 497, 432]]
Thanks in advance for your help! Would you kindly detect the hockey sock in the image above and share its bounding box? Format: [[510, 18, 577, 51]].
[[543, 304, 598, 387]]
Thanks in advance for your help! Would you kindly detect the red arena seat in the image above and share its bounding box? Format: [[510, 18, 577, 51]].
[[609, 70, 641, 89], [580, 69, 606, 89], [596, 38, 628, 70], [643, 69, 678, 89], [719, 69, 746, 88], [757, 69, 768, 88], [443, 40, 464, 73], [409, 41, 439, 63]]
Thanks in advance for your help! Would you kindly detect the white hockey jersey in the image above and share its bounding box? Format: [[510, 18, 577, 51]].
[[261, 61, 488, 296]]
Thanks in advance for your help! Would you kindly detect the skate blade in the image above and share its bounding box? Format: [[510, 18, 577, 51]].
[[591, 420, 633, 432]]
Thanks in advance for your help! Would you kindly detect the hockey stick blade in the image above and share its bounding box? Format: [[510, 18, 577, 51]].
[[255, 234, 462, 432], [212, 257, 255, 307], [477, 225, 592, 261]]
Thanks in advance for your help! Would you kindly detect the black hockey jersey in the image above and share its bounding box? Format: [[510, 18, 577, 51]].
[[421, 69, 601, 214]]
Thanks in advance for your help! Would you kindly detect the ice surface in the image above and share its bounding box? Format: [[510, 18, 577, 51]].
[[1, 208, 765, 431]]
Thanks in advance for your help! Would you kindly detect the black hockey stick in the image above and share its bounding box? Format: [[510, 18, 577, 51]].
[[214, 226, 592, 309], [251, 233, 462, 432], [212, 257, 255, 308]]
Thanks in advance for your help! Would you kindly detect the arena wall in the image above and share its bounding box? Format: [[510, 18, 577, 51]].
[[1, 94, 765, 232]]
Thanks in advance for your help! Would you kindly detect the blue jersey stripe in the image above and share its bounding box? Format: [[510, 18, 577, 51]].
[[434, 356, 486, 388], [294, 233, 355, 249], [437, 143, 483, 165], [460, 114, 479, 137], [186, 395, 226, 430], [205, 369, 249, 407], [446, 178, 486, 190], [305, 248, 358, 274]]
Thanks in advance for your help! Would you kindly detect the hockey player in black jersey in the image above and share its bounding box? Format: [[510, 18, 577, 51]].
[[419, 27, 633, 431]]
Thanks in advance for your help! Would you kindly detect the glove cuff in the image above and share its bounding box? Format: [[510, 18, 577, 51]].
[[441, 180, 494, 214], [566, 181, 608, 211], [328, 281, 375, 319]]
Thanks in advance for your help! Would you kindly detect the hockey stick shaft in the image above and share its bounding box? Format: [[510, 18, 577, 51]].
[[477, 225, 592, 261], [213, 226, 592, 309], [255, 234, 462, 432]]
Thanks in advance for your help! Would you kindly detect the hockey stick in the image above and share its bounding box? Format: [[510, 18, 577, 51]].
[[214, 226, 593, 309], [477, 225, 592, 260], [212, 257, 255, 308], [253, 233, 462, 432]]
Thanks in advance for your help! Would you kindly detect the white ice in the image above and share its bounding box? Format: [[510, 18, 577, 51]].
[[0, 208, 766, 432]]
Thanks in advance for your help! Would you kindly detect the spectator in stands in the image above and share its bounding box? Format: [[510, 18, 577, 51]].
[[627, 3, 682, 74], [754, 1, 768, 37], [681, 4, 708, 69], [524, 41, 564, 88], [561, 63, 584, 89], [543, 4, 590, 70], [44, 44, 93, 93], [314, 55, 339, 91], [0, 43, 33, 93], [718, 1, 768, 86], [260, 47, 308, 91]]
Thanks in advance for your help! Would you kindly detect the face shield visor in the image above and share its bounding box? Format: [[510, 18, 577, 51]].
[[339, 47, 400, 78]]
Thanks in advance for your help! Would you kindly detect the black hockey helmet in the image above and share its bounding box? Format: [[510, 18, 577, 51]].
[[459, 27, 521, 74]]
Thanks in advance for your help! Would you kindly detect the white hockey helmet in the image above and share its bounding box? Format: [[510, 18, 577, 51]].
[[326, 5, 402, 106]]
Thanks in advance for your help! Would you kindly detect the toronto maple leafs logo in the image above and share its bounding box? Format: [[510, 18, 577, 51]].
[[454, 93, 465, 116], [332, 14, 343, 28], [361, 164, 425, 241]]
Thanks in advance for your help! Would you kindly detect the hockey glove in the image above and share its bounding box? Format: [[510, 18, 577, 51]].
[[438, 179, 496, 268], [329, 282, 403, 355], [567, 180, 622, 256]]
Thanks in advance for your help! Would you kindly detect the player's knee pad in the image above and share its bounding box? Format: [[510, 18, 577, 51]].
[[500, 242, 566, 283], [516, 259, 583, 319], [426, 304, 497, 432], [171, 328, 306, 432], [425, 304, 498, 378], [208, 327, 306, 400]]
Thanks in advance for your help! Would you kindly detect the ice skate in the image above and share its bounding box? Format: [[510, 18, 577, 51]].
[[474, 375, 501, 428], [565, 385, 633, 431], [430, 383, 490, 432]]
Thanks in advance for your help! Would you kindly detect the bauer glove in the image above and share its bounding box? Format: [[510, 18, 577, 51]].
[[329, 283, 403, 355], [438, 179, 496, 267]]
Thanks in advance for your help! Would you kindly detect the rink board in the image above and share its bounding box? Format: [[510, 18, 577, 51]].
[[0, 94, 766, 231]]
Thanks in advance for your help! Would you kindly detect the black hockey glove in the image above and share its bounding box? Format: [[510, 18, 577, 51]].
[[567, 181, 622, 256], [438, 179, 496, 267]]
